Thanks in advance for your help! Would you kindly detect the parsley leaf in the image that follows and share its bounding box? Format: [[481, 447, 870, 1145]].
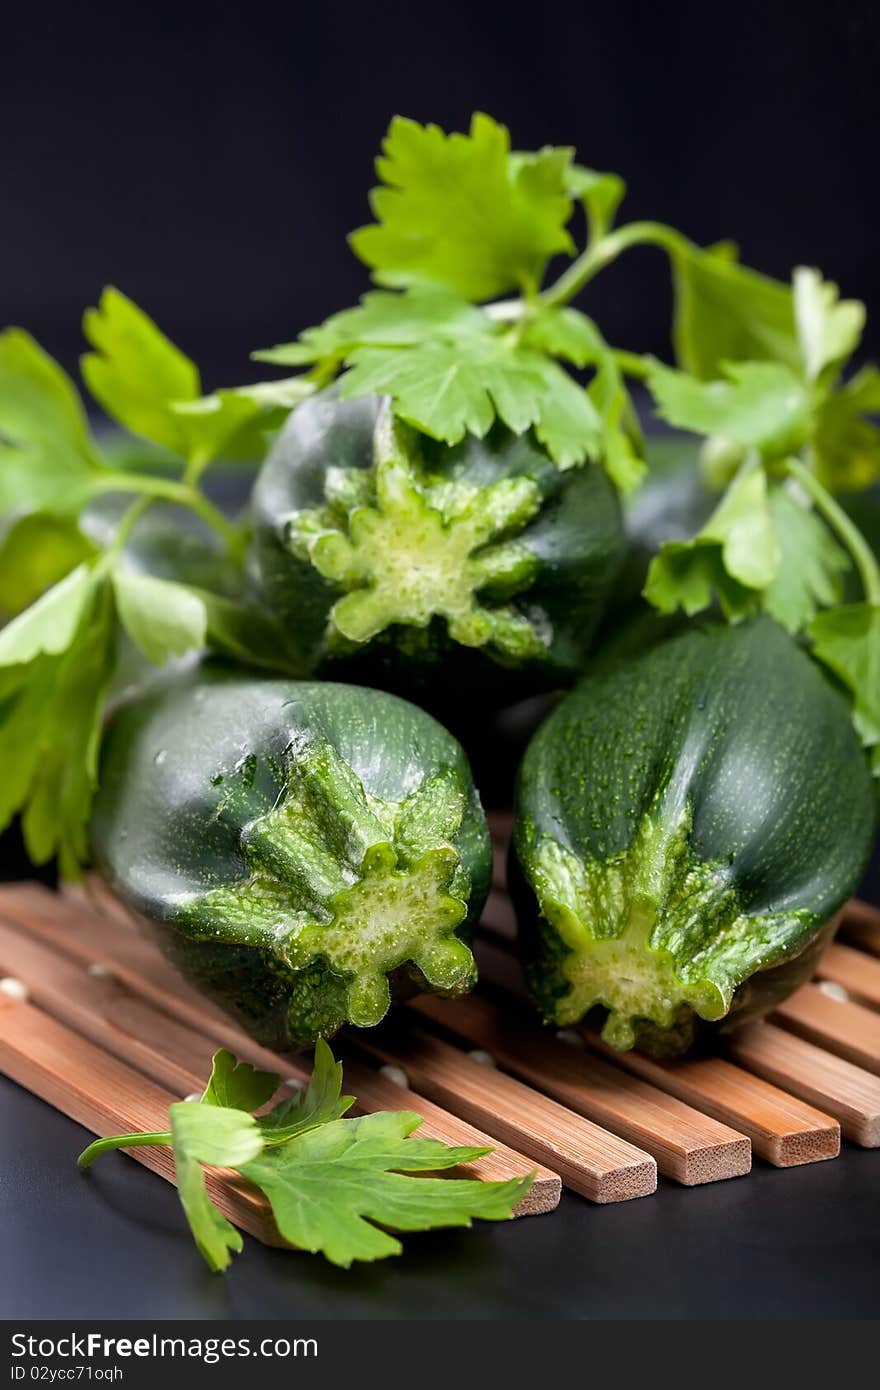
[[112, 571, 207, 665], [259, 289, 603, 469], [0, 569, 116, 875], [671, 242, 800, 379], [808, 602, 880, 750], [762, 485, 849, 633], [350, 113, 575, 300], [238, 1110, 522, 1269], [82, 288, 201, 457], [0, 330, 105, 522], [78, 1044, 532, 1272], [793, 266, 865, 385], [647, 359, 811, 456], [0, 516, 96, 617], [82, 289, 280, 468], [813, 366, 880, 491], [565, 164, 626, 241], [644, 466, 779, 619], [200, 1048, 279, 1111], [256, 287, 487, 367], [169, 1102, 263, 1272], [340, 332, 602, 469], [256, 1038, 354, 1143]]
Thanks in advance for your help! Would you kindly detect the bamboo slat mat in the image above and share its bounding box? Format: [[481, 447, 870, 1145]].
[[0, 814, 878, 1250]]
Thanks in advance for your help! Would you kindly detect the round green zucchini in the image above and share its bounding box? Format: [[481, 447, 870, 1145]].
[[512, 616, 877, 1055], [249, 390, 625, 702], [91, 668, 491, 1048]]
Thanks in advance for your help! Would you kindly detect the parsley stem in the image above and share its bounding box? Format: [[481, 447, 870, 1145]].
[[541, 221, 691, 309], [786, 458, 880, 605], [108, 495, 154, 556], [77, 1132, 172, 1168], [613, 349, 652, 380], [94, 472, 246, 565]]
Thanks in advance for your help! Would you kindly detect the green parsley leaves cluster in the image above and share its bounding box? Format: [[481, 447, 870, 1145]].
[[0, 291, 296, 874], [256, 114, 645, 484], [641, 257, 880, 775], [78, 1040, 531, 1270]]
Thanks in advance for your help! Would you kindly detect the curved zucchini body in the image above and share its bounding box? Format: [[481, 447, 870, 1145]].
[[91, 668, 491, 1048], [250, 390, 625, 702], [513, 616, 876, 1055]]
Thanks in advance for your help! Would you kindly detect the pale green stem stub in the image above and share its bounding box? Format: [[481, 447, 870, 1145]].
[[527, 791, 814, 1047], [180, 741, 476, 1029], [286, 408, 547, 660]]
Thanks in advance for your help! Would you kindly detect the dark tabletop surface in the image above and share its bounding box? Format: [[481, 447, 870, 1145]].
[[1, 825, 878, 1322]]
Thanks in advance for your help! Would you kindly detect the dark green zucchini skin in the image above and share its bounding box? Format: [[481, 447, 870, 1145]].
[[513, 616, 876, 1055], [249, 391, 625, 707], [91, 667, 491, 1049]]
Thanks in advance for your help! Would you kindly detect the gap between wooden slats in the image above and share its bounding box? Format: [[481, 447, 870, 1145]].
[[0, 886, 557, 1215]]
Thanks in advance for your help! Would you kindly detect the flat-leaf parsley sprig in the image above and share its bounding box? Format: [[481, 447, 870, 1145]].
[[0, 290, 301, 874], [78, 1040, 532, 1270], [637, 261, 880, 774]]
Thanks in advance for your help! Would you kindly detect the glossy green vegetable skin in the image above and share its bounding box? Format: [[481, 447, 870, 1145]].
[[250, 391, 625, 701], [91, 669, 491, 1048], [513, 617, 876, 1055]]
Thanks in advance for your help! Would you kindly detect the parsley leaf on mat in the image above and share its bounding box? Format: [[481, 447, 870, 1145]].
[[77, 1043, 532, 1271]]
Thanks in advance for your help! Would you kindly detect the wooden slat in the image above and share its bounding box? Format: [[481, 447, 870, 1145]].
[[0, 992, 284, 1246], [729, 1022, 880, 1147], [410, 992, 751, 1184], [0, 887, 557, 1214], [816, 942, 880, 1010], [473, 935, 838, 1166], [358, 1023, 657, 1203], [588, 1035, 839, 1166], [773, 983, 880, 1076]]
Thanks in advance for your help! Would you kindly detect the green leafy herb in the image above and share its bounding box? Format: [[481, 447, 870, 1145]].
[[349, 113, 575, 300], [0, 515, 97, 617], [82, 288, 284, 470], [0, 331, 104, 522], [670, 242, 800, 379], [78, 1041, 531, 1271], [0, 567, 116, 875], [793, 266, 865, 385], [239, 1109, 524, 1268], [564, 164, 626, 242], [763, 485, 849, 633], [644, 466, 778, 620], [0, 289, 302, 870], [808, 602, 880, 751], [112, 571, 208, 665], [647, 359, 810, 456]]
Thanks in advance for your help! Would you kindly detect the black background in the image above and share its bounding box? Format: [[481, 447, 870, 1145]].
[[4, 0, 880, 386], [2, 0, 879, 1321]]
